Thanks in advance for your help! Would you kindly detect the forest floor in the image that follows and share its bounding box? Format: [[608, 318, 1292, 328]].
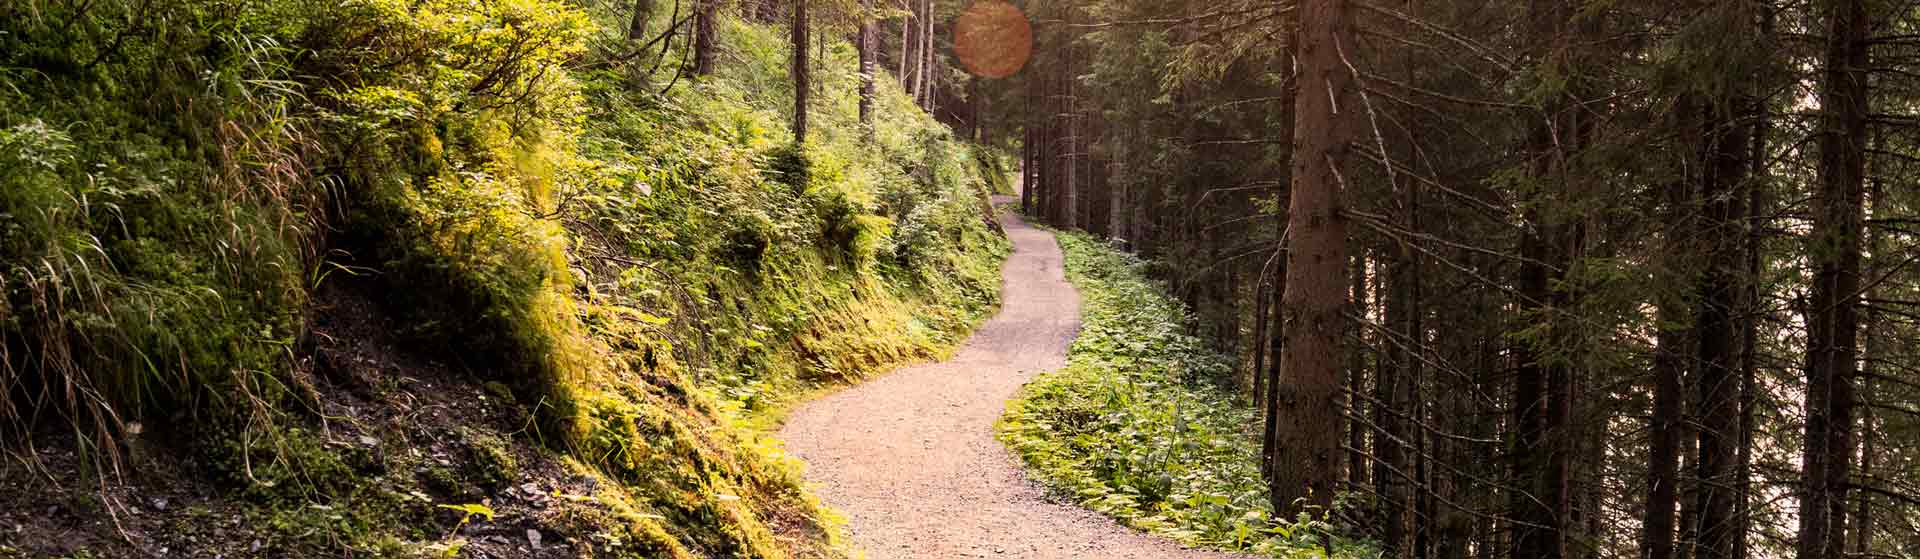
[[778, 196, 1251, 559]]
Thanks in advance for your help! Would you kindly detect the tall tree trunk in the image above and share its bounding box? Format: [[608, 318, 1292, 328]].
[[1511, 5, 1592, 557], [1021, 122, 1036, 214], [1061, 38, 1078, 230], [1731, 8, 1771, 551], [1109, 131, 1127, 244], [1733, 52, 1770, 557], [1511, 112, 1587, 559], [1128, 117, 1144, 255], [628, 0, 655, 41], [1852, 153, 1883, 556], [1798, 0, 1866, 557], [1042, 65, 1057, 224], [857, 0, 875, 133], [1260, 54, 1297, 483], [1693, 75, 1753, 559], [1378, 250, 1412, 557], [922, 0, 936, 108], [1252, 267, 1273, 404], [899, 0, 913, 90], [1541, 248, 1576, 559], [1853, 376, 1875, 555], [970, 77, 983, 142], [911, 0, 927, 107], [693, 0, 718, 75], [1261, 246, 1288, 485], [790, 0, 809, 142], [1379, 129, 1424, 559], [1646, 299, 1686, 559], [1347, 253, 1369, 491], [1271, 0, 1353, 517], [1645, 91, 1700, 559], [1053, 64, 1069, 227], [1511, 222, 1553, 557], [1029, 65, 1045, 218]]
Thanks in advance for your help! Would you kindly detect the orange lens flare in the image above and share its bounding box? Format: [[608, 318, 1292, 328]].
[[952, 1, 1033, 79]]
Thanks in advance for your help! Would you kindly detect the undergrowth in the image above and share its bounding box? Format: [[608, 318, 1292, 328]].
[[1, 0, 1006, 555], [998, 231, 1374, 558]]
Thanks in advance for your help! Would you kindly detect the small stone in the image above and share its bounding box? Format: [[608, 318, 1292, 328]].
[[527, 528, 543, 549], [358, 435, 378, 447]]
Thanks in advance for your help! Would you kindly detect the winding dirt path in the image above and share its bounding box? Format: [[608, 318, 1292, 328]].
[[779, 198, 1249, 559]]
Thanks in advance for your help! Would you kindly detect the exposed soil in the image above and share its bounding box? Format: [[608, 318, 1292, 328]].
[[779, 200, 1251, 559]]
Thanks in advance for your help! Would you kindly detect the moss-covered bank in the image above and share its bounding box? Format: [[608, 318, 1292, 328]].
[[0, 0, 1007, 556]]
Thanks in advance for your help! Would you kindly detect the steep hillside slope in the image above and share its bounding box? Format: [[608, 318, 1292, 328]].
[[0, 1, 1006, 556]]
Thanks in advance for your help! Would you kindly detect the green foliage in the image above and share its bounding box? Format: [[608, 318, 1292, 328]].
[[567, 11, 1008, 405], [0, 0, 317, 458], [1000, 231, 1375, 558], [1, 0, 1006, 556]]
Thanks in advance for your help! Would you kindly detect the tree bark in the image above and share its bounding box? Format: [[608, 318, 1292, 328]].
[[1644, 86, 1707, 559], [1734, 54, 1769, 559], [921, 0, 935, 108], [1377, 249, 1410, 556], [1023, 60, 1040, 216], [1021, 124, 1036, 214], [1061, 37, 1078, 230], [693, 0, 718, 75], [911, 0, 927, 107], [1261, 247, 1288, 485], [791, 0, 809, 142], [1509, 5, 1594, 557], [1645, 298, 1686, 559], [858, 0, 875, 133], [1511, 221, 1553, 557], [628, 0, 655, 41], [900, 0, 913, 90], [1251, 266, 1272, 404], [1797, 0, 1867, 557], [1271, 0, 1354, 517], [1693, 81, 1752, 559], [1347, 253, 1368, 491], [1109, 126, 1127, 244], [1852, 145, 1883, 556]]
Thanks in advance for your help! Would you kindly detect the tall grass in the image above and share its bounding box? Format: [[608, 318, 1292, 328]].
[[0, 1, 321, 481]]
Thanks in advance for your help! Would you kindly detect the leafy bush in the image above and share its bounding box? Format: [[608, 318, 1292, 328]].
[[999, 231, 1377, 558]]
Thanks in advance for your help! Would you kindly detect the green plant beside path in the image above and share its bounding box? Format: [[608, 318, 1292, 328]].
[[999, 231, 1377, 558]]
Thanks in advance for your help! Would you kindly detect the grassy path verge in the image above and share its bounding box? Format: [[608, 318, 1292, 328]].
[[998, 231, 1375, 558]]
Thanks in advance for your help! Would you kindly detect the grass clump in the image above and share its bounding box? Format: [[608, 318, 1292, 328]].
[[999, 231, 1374, 558]]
